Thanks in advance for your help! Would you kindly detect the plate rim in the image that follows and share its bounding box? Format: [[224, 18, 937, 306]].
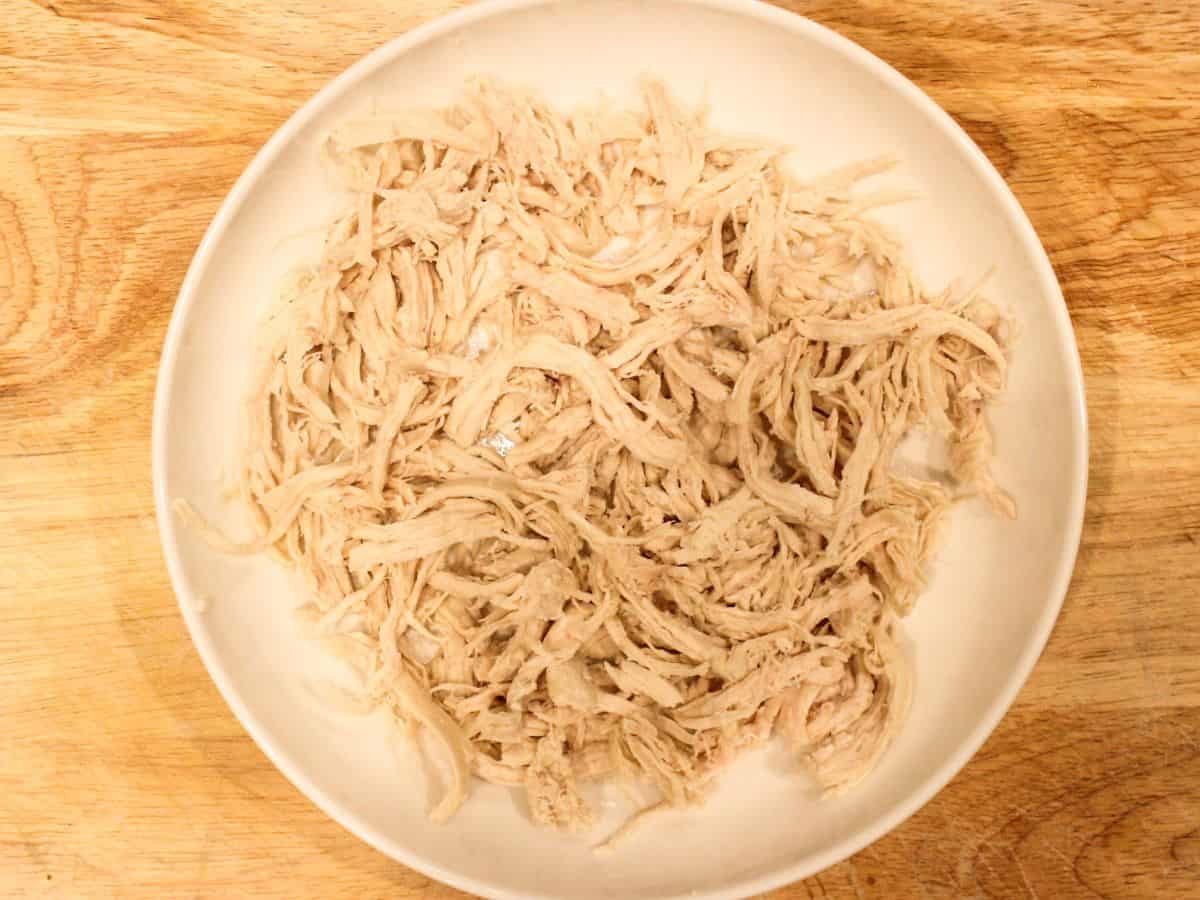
[[151, 0, 1089, 896]]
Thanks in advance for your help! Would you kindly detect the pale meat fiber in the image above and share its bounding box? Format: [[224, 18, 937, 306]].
[[178, 78, 1014, 833]]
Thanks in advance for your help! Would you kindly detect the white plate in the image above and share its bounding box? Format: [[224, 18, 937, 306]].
[[152, 1, 1088, 897]]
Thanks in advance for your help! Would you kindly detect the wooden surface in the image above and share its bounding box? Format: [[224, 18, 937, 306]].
[[2, 0, 1199, 896]]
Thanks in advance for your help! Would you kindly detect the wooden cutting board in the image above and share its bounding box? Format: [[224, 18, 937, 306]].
[[2, 1, 1198, 897]]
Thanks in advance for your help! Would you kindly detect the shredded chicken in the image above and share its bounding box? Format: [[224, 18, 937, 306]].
[[179, 78, 1014, 832]]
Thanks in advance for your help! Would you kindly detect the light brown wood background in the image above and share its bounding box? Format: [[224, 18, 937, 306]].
[[2, 0, 1198, 897]]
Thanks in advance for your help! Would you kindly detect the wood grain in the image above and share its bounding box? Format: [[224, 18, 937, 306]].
[[2, 1, 1198, 897]]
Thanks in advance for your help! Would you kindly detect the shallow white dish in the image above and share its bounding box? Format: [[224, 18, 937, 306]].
[[152, 1, 1088, 897]]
